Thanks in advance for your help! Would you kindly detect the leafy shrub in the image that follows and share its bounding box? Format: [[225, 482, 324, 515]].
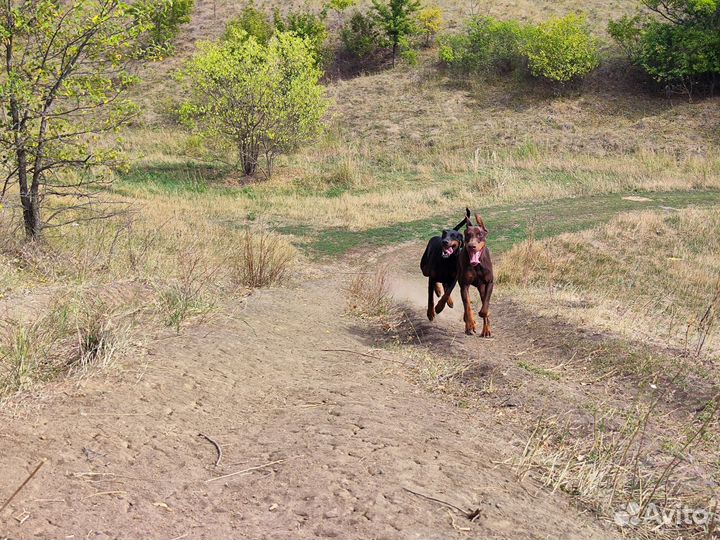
[[341, 10, 383, 58], [180, 31, 328, 177], [325, 0, 357, 11], [274, 9, 330, 64], [609, 0, 720, 95], [226, 5, 330, 64], [418, 6, 443, 45], [224, 1, 274, 45], [522, 14, 600, 82], [133, 0, 194, 58], [439, 16, 527, 73], [440, 14, 600, 82]]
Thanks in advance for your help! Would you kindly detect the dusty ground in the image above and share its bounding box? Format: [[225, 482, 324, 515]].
[[0, 250, 618, 539]]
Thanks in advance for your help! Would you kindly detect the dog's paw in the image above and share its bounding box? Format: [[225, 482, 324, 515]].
[[447, 297, 454, 308], [480, 317, 491, 337], [427, 309, 436, 321], [435, 302, 445, 314]]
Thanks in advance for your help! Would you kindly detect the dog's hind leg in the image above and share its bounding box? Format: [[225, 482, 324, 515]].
[[434, 282, 443, 298], [427, 279, 437, 321]]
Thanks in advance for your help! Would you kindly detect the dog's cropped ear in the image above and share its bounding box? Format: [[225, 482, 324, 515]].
[[475, 213, 488, 233]]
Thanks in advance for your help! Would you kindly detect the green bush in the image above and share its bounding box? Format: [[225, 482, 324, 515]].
[[274, 9, 330, 64], [341, 11, 383, 58], [609, 0, 720, 95], [439, 16, 526, 73], [522, 14, 600, 82], [224, 2, 274, 45], [440, 14, 600, 83], [133, 0, 194, 58], [180, 31, 328, 177], [225, 5, 330, 64]]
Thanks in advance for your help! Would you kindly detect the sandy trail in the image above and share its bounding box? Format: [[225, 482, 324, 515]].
[[0, 252, 610, 539]]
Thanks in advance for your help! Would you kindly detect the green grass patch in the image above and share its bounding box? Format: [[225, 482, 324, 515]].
[[282, 190, 720, 257], [517, 360, 561, 381], [114, 163, 232, 196]]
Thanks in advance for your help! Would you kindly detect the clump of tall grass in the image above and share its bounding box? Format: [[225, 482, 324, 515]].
[[0, 294, 133, 397], [230, 228, 295, 289], [347, 265, 393, 319]]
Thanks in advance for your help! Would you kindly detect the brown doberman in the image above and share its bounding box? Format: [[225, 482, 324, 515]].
[[458, 211, 494, 337]]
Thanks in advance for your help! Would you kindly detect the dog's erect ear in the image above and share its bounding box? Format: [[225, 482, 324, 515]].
[[475, 213, 488, 233]]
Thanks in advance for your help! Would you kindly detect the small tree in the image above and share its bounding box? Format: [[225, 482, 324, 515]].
[[180, 31, 328, 177], [0, 0, 152, 241], [371, 0, 421, 66], [418, 6, 442, 46]]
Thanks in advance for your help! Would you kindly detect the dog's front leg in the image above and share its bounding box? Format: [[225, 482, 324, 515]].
[[478, 281, 493, 337], [460, 284, 476, 335], [436, 280, 456, 314]]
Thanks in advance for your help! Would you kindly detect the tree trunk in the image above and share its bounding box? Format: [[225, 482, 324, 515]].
[[5, 14, 41, 240], [20, 186, 42, 240], [240, 140, 259, 176], [17, 150, 41, 240]]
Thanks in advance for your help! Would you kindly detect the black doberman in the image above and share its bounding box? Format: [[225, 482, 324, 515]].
[[420, 209, 471, 321]]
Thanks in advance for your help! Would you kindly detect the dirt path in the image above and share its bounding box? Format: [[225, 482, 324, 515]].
[[1, 255, 611, 539]]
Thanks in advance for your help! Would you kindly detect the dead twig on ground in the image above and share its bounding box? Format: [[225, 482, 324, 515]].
[[206, 459, 286, 483], [1, 460, 45, 514], [82, 490, 127, 499], [199, 432, 223, 467], [321, 348, 407, 365], [321, 348, 385, 361], [403, 487, 481, 521]]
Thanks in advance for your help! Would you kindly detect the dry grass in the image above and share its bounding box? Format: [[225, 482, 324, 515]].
[[347, 265, 394, 319], [514, 396, 719, 539], [0, 186, 299, 388], [0, 292, 135, 397], [112, 134, 720, 232], [498, 207, 720, 353]]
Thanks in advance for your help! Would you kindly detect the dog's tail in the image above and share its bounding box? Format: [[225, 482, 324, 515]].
[[452, 207, 472, 231]]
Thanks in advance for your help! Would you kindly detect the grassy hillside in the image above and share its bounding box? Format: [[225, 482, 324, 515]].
[[2, 3, 718, 535], [2, 0, 719, 389]]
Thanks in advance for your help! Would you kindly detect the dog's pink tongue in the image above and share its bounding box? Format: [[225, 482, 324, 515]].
[[470, 250, 482, 266], [442, 246, 453, 257]]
